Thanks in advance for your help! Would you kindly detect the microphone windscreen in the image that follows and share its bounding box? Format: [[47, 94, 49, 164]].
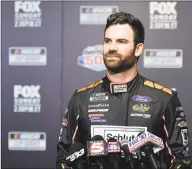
[[91, 135, 105, 141], [107, 137, 117, 142]]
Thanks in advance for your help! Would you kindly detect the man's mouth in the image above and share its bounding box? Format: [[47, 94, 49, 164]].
[[106, 56, 120, 60]]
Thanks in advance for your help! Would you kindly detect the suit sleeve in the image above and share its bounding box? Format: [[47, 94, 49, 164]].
[[56, 92, 80, 169], [163, 93, 191, 169]]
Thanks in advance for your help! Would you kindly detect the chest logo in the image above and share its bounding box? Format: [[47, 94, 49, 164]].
[[133, 104, 150, 113], [132, 95, 152, 103]]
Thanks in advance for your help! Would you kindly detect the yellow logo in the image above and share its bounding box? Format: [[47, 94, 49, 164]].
[[183, 160, 191, 165], [133, 104, 150, 113]]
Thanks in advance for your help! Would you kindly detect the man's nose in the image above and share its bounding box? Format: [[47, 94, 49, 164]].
[[108, 42, 118, 51]]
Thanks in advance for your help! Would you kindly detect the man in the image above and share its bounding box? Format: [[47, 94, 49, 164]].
[[56, 12, 191, 169]]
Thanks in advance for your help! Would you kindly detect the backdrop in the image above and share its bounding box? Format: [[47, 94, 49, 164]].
[[2, 1, 192, 168]]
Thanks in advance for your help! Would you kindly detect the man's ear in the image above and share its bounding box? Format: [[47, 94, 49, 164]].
[[135, 43, 144, 58]]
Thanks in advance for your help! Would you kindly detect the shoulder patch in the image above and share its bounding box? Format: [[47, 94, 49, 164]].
[[154, 83, 164, 89], [77, 87, 86, 92], [77, 79, 103, 92], [144, 80, 154, 88], [144, 80, 172, 95], [162, 87, 172, 95]]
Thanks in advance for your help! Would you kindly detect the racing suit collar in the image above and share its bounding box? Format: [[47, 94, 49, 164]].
[[102, 72, 142, 94]]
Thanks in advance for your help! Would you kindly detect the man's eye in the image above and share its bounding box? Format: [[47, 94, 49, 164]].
[[104, 39, 110, 43], [118, 40, 127, 44]]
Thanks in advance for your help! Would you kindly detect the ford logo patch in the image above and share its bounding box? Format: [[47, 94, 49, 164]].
[[132, 95, 152, 102]]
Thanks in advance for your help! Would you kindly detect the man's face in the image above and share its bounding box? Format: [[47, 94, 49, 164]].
[[103, 24, 137, 73]]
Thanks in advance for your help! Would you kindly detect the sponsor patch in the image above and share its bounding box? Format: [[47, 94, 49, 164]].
[[132, 95, 152, 103], [89, 117, 107, 123], [88, 109, 109, 113], [130, 113, 151, 119], [88, 114, 104, 117], [88, 114, 107, 123], [90, 92, 109, 102], [176, 117, 185, 121], [88, 103, 109, 108], [132, 104, 150, 113], [176, 107, 183, 111], [110, 84, 127, 93], [178, 121, 187, 128], [181, 129, 188, 146], [180, 112, 185, 117], [62, 118, 68, 127], [183, 147, 190, 157], [182, 160, 192, 166]]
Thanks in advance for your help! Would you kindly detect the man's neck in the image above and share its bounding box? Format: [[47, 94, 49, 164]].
[[106, 65, 137, 84]]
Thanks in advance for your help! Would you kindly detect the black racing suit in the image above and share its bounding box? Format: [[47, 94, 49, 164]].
[[56, 73, 191, 169]]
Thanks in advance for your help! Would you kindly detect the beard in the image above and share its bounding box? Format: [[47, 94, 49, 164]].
[[103, 50, 137, 73]]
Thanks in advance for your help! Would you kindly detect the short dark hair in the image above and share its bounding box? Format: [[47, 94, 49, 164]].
[[104, 12, 145, 44]]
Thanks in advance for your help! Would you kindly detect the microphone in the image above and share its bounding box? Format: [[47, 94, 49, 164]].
[[143, 145, 159, 169], [106, 137, 121, 169], [128, 131, 164, 169], [128, 131, 164, 153], [65, 142, 88, 169], [136, 148, 146, 169], [87, 135, 107, 169], [121, 140, 134, 169], [136, 132, 147, 169]]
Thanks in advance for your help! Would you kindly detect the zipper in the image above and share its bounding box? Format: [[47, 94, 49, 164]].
[[121, 93, 130, 126]]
